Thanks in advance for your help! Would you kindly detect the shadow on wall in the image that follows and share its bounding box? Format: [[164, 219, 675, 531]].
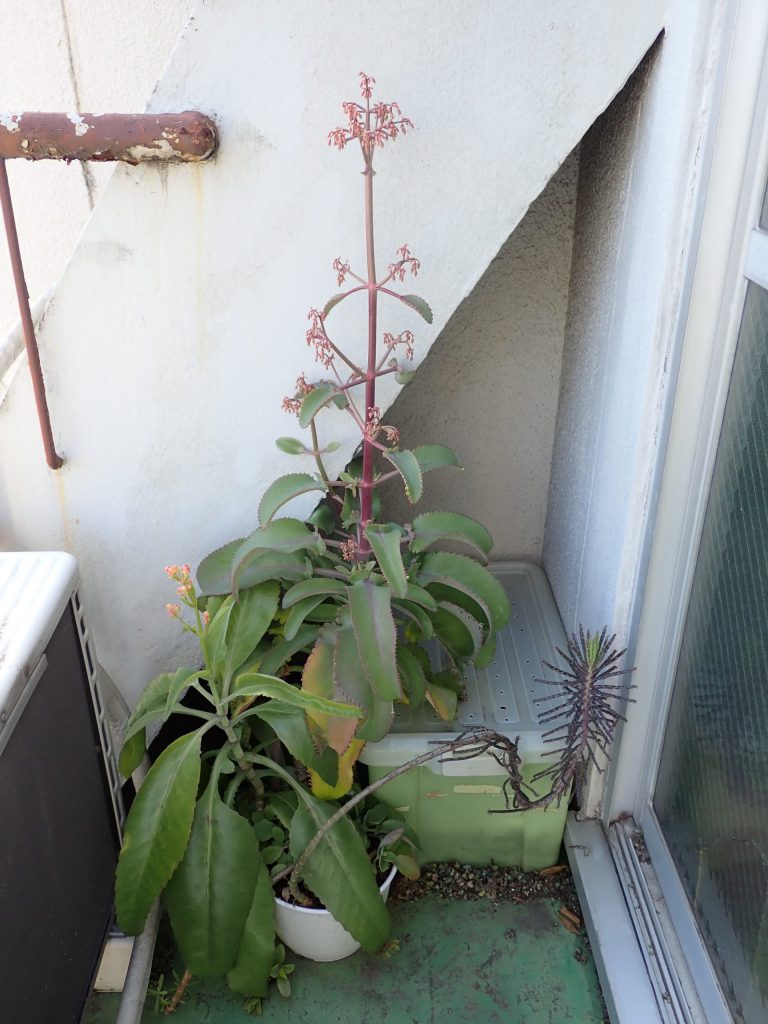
[[381, 149, 580, 561]]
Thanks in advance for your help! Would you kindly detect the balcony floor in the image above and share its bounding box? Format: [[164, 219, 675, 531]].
[[86, 876, 607, 1024]]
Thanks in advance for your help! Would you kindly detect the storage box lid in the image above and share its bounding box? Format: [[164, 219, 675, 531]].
[[359, 561, 568, 768], [0, 552, 78, 730]]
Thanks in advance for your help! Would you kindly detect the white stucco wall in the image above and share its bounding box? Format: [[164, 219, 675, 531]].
[[0, 1, 666, 705], [383, 152, 579, 559], [0, 1, 192, 337]]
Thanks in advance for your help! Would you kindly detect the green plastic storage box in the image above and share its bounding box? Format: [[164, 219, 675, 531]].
[[359, 561, 569, 871]]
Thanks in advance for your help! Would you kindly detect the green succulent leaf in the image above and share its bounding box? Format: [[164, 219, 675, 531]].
[[392, 853, 421, 880], [425, 681, 458, 721], [392, 599, 434, 641], [275, 437, 306, 455], [403, 582, 438, 612], [383, 449, 423, 504], [410, 511, 493, 560], [302, 603, 339, 624], [333, 623, 393, 742], [431, 603, 483, 660], [396, 368, 417, 385], [364, 523, 408, 599], [226, 860, 275, 997], [233, 552, 308, 599], [323, 293, 347, 318], [165, 775, 260, 976], [307, 503, 336, 534], [230, 672, 362, 722], [115, 729, 203, 936], [424, 581, 489, 633], [249, 702, 320, 775], [198, 521, 316, 596], [266, 791, 299, 831], [283, 594, 329, 640], [310, 746, 342, 787], [348, 580, 402, 701], [473, 633, 497, 670], [215, 583, 281, 687], [119, 666, 198, 777], [400, 293, 433, 323], [302, 631, 360, 756], [204, 596, 236, 679], [282, 576, 348, 609], [289, 796, 391, 952], [417, 552, 510, 631], [197, 539, 245, 596], [118, 730, 146, 779], [396, 645, 427, 707], [162, 668, 203, 722], [258, 475, 328, 527], [298, 383, 337, 428], [412, 444, 461, 474], [258, 625, 319, 676]]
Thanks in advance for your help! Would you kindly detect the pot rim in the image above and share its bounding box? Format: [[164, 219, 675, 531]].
[[273, 864, 397, 917]]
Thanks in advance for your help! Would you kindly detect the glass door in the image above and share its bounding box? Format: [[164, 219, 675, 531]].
[[651, 279, 768, 1024], [606, 13, 768, 1021]]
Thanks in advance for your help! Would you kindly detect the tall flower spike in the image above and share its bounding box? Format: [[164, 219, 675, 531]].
[[328, 75, 413, 154]]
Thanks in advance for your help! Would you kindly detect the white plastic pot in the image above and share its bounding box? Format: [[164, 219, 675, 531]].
[[274, 866, 397, 962]]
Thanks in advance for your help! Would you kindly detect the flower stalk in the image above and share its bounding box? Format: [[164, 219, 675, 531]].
[[282, 72, 424, 559]]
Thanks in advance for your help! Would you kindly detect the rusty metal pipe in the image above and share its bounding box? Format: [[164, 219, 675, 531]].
[[0, 159, 63, 469], [0, 111, 218, 164]]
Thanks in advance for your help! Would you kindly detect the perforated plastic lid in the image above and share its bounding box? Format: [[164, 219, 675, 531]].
[[359, 561, 568, 766]]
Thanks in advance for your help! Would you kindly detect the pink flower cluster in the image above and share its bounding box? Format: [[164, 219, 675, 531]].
[[282, 373, 314, 415], [164, 564, 193, 615], [306, 308, 334, 368], [364, 405, 381, 440], [340, 537, 358, 562], [383, 329, 415, 361], [388, 244, 420, 282], [332, 257, 350, 286], [328, 72, 413, 154], [165, 564, 191, 584]]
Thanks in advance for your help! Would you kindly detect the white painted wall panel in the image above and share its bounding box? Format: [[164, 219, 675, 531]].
[[0, 1, 192, 336], [0, 0, 666, 703]]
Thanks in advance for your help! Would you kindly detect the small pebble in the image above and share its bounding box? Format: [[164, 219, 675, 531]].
[[391, 860, 582, 922]]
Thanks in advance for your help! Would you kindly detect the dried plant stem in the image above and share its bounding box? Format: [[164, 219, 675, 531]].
[[164, 969, 192, 1016], [282, 730, 504, 897]]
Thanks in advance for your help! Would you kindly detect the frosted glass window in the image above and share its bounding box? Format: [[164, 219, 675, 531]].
[[654, 282, 768, 1024]]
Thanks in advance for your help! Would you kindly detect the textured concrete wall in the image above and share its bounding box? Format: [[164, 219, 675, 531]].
[[0, 1, 192, 337], [543, 2, 729, 649], [0, 1, 666, 705], [384, 152, 579, 559]]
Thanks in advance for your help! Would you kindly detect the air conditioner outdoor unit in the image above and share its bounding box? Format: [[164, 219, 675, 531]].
[[0, 552, 124, 1023]]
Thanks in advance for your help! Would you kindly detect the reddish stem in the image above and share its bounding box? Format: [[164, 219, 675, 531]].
[[358, 110, 377, 553]]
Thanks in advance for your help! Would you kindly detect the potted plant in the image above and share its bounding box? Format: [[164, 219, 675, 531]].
[[194, 71, 511, 781], [115, 565, 507, 1005], [114, 73, 634, 1012]]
